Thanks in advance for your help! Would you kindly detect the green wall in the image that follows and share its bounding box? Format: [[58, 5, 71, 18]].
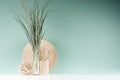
[[0, 0, 120, 74]]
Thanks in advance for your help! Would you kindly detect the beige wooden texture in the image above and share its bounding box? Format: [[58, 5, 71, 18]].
[[20, 40, 57, 74]]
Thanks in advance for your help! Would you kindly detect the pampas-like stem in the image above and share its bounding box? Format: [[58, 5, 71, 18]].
[[11, 0, 51, 75]]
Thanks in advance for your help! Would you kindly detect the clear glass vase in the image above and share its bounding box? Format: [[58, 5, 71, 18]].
[[32, 53, 40, 75], [32, 49, 49, 75]]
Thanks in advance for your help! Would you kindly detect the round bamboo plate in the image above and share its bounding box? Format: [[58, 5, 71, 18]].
[[21, 40, 57, 71]]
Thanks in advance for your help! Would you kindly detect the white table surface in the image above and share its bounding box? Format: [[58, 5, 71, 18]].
[[0, 74, 120, 80]]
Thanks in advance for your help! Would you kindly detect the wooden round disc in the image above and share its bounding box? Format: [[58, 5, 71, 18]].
[[22, 40, 57, 70]]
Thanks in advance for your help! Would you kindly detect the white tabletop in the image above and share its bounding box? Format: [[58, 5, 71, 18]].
[[0, 74, 120, 80]]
